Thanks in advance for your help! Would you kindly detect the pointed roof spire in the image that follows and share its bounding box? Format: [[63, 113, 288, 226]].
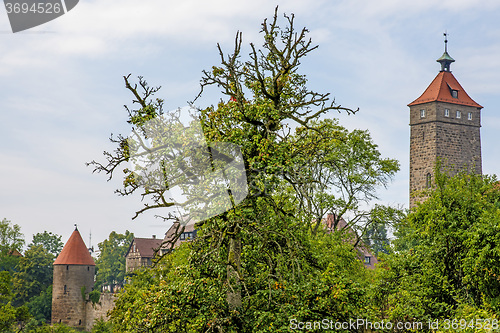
[[437, 32, 455, 72], [53, 228, 95, 266], [408, 71, 482, 108]]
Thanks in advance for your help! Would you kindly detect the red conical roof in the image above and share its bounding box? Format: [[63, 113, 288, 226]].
[[53, 228, 95, 266], [408, 71, 482, 108]]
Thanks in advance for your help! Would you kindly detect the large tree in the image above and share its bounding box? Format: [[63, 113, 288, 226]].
[[12, 245, 54, 306], [0, 271, 30, 332], [0, 218, 24, 255], [95, 230, 134, 288], [29, 231, 63, 257], [91, 8, 398, 331], [0, 218, 24, 273]]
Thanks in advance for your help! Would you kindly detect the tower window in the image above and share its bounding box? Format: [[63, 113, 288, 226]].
[[66, 265, 69, 270], [451, 90, 458, 98], [468, 112, 472, 120], [420, 109, 426, 118], [426, 173, 432, 188], [64, 285, 67, 294], [444, 108, 450, 117], [456, 111, 461, 119]]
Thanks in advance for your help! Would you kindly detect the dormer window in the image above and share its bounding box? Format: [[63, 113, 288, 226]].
[[420, 109, 426, 118], [451, 90, 458, 98], [456, 111, 461, 119], [444, 109, 450, 117], [180, 232, 194, 240]]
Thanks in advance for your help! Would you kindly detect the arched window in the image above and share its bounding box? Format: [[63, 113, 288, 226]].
[[426, 173, 432, 188]]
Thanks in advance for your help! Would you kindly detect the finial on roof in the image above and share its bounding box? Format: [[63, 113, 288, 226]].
[[74, 223, 78, 230], [436, 31, 455, 72]]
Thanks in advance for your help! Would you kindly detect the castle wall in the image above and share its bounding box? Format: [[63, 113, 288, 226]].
[[409, 101, 482, 207], [85, 293, 116, 332], [51, 264, 95, 330]]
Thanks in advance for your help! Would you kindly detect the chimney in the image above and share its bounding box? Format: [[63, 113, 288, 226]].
[[152, 235, 156, 239]]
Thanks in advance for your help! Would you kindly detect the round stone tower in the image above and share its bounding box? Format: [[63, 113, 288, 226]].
[[51, 227, 95, 329]]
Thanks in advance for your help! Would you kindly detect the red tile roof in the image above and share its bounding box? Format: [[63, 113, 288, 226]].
[[162, 221, 196, 248], [408, 71, 482, 108], [7, 249, 22, 257], [53, 229, 95, 266], [126, 238, 162, 258]]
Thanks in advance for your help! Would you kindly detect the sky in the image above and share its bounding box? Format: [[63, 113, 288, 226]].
[[1, 0, 499, 252]]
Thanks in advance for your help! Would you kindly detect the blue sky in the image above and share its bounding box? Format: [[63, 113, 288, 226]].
[[1, 0, 499, 250]]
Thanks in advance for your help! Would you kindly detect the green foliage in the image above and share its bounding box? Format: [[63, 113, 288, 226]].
[[0, 230, 59, 326], [0, 271, 30, 332], [291, 119, 399, 236], [95, 231, 134, 288], [0, 252, 21, 274], [30, 231, 63, 257], [12, 244, 54, 306], [111, 233, 370, 333], [362, 205, 404, 256], [373, 169, 500, 325], [25, 285, 52, 323], [23, 320, 80, 333], [0, 218, 24, 255], [0, 271, 16, 332], [0, 218, 24, 273], [89, 289, 101, 305], [91, 318, 113, 333], [0, 270, 12, 302]]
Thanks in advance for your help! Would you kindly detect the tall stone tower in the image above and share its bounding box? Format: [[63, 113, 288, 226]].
[[408, 36, 483, 207], [52, 227, 95, 329]]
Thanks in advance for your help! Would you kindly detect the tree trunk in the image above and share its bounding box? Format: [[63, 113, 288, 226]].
[[227, 225, 242, 310]]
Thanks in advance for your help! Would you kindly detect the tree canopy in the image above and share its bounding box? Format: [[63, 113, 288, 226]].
[[29, 231, 63, 257], [373, 168, 500, 327], [0, 218, 24, 255], [89, 8, 400, 332], [95, 230, 134, 289]]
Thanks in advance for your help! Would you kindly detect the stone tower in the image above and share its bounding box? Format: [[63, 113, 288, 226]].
[[52, 227, 95, 329], [408, 36, 483, 207]]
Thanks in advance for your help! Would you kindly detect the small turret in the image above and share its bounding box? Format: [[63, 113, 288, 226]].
[[436, 32, 455, 72]]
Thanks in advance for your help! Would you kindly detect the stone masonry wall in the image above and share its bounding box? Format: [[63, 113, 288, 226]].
[[52, 264, 95, 330], [409, 101, 482, 207], [85, 293, 116, 332]]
